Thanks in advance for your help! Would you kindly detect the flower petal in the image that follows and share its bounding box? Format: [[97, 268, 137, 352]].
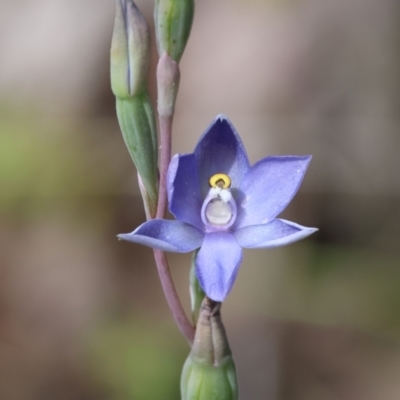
[[118, 219, 204, 252], [235, 156, 312, 228], [194, 115, 250, 196], [234, 218, 317, 248], [195, 232, 243, 302], [167, 154, 203, 229]]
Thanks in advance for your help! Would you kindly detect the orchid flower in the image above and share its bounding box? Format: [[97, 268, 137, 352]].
[[119, 115, 317, 301]]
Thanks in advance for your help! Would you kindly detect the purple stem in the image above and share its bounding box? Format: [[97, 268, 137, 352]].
[[153, 113, 195, 345], [153, 249, 195, 344], [156, 115, 172, 219]]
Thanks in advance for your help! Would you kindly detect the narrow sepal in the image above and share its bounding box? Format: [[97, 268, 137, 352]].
[[234, 219, 318, 248], [118, 219, 204, 253]]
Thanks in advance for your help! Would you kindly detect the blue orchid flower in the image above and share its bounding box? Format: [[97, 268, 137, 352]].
[[119, 115, 317, 302]]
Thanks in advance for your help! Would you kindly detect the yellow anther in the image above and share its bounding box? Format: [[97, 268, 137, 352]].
[[209, 173, 231, 189]]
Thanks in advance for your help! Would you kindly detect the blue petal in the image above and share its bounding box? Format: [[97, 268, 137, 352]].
[[194, 115, 250, 197], [195, 232, 243, 302], [167, 154, 204, 229], [234, 218, 317, 248], [235, 156, 312, 228], [118, 219, 204, 252]]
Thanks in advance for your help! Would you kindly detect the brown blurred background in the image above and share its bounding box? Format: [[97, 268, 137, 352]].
[[1, 0, 400, 399]]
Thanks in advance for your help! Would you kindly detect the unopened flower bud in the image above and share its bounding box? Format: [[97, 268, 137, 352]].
[[154, 0, 194, 63], [181, 298, 238, 400], [116, 93, 158, 214], [111, 0, 150, 98]]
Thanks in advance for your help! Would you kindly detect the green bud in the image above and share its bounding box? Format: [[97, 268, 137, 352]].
[[157, 52, 180, 117], [111, 0, 150, 98], [116, 92, 158, 214], [181, 355, 238, 400], [154, 0, 195, 63], [111, 1, 158, 215], [189, 249, 205, 325], [181, 299, 239, 400]]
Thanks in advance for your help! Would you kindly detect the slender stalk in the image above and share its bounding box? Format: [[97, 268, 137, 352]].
[[151, 52, 193, 344], [154, 114, 195, 344], [156, 115, 173, 219], [154, 249, 195, 345], [153, 100, 195, 345]]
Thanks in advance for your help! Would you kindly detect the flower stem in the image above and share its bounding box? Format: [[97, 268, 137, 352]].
[[153, 250, 195, 345], [153, 111, 195, 345], [156, 115, 172, 219]]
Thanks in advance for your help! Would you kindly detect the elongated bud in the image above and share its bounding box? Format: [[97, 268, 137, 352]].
[[111, 1, 158, 215], [189, 250, 205, 325], [154, 0, 194, 63], [181, 298, 239, 400], [157, 52, 180, 117], [116, 93, 158, 215], [111, 0, 150, 98]]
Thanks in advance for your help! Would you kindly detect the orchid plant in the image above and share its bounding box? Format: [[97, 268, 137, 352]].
[[110, 1, 316, 399]]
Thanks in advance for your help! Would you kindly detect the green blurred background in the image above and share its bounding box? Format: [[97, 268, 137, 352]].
[[1, 0, 400, 399]]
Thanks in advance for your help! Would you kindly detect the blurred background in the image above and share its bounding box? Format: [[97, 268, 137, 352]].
[[1, 0, 400, 399]]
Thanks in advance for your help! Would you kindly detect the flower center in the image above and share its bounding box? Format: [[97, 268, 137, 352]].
[[205, 198, 232, 225], [201, 173, 237, 230]]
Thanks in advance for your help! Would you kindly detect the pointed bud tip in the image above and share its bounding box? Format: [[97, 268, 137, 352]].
[[154, 0, 195, 62], [111, 0, 151, 98]]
